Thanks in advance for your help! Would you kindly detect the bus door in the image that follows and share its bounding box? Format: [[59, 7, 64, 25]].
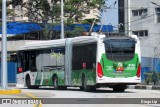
[[17, 51, 25, 86]]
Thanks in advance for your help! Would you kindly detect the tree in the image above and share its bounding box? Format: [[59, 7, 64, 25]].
[[15, 0, 58, 23], [14, 0, 104, 39], [64, 0, 102, 24], [11, 0, 23, 7], [0, 0, 23, 19], [19, 0, 103, 23]]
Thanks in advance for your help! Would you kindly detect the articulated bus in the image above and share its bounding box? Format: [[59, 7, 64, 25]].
[[16, 33, 141, 92]]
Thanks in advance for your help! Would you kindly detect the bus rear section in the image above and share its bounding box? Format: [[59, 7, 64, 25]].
[[96, 35, 141, 91]]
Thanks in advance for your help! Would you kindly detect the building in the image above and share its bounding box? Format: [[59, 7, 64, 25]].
[[81, 8, 99, 20], [7, 0, 28, 22], [118, 0, 125, 31], [8, 0, 100, 23], [124, 0, 160, 81]]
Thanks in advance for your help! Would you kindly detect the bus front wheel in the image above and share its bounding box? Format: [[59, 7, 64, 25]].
[[26, 75, 39, 89], [26, 76, 31, 89]]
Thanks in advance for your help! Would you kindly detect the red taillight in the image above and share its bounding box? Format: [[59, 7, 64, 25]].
[[97, 62, 103, 78], [18, 67, 23, 73], [136, 64, 141, 78]]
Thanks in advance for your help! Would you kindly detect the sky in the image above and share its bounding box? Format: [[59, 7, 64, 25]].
[[100, 0, 118, 26]]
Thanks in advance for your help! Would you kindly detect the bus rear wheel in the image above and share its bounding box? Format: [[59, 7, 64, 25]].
[[53, 76, 67, 90], [53, 76, 59, 90], [113, 84, 126, 92], [82, 75, 91, 91]]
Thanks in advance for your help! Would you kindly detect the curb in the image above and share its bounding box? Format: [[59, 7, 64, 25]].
[[0, 83, 16, 86], [0, 89, 21, 95], [127, 85, 160, 90]]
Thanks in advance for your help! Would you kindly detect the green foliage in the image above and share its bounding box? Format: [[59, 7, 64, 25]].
[[11, 0, 23, 7], [20, 0, 53, 22], [17, 0, 103, 23], [144, 72, 153, 84], [41, 23, 60, 39], [65, 26, 84, 37], [11, 0, 103, 39], [82, 18, 99, 25], [144, 71, 160, 85], [64, 0, 102, 24]]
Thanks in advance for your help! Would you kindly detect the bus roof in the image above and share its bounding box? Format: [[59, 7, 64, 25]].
[[105, 35, 134, 40], [19, 36, 98, 51]]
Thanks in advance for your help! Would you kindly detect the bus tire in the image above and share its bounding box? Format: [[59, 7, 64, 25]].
[[26, 75, 39, 89], [79, 86, 83, 90], [59, 86, 67, 90], [26, 75, 32, 89], [90, 86, 96, 91], [33, 86, 39, 89], [53, 76, 59, 90], [82, 75, 90, 91], [113, 84, 126, 92]]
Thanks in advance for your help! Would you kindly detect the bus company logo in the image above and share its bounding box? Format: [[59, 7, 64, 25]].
[[51, 52, 63, 62], [2, 99, 11, 104], [118, 63, 122, 67]]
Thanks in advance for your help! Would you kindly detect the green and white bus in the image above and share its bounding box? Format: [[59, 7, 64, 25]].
[[16, 33, 141, 92]]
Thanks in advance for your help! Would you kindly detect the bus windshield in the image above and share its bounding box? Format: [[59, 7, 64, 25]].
[[103, 39, 136, 62]]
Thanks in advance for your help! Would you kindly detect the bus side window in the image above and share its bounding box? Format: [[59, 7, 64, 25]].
[[10, 54, 17, 62], [87, 44, 97, 69], [72, 43, 97, 70], [36, 50, 43, 71], [29, 51, 37, 71], [72, 46, 77, 70], [72, 46, 82, 70], [43, 49, 51, 69], [23, 51, 29, 71]]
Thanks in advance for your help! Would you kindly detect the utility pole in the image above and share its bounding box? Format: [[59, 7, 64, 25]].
[[61, 0, 64, 39], [127, 0, 131, 36], [1, 0, 7, 89]]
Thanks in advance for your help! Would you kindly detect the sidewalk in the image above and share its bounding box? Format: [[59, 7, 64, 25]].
[[0, 83, 16, 87], [2, 83, 160, 90], [127, 84, 160, 90]]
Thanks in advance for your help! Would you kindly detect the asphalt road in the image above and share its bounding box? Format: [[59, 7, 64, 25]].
[[0, 87, 160, 107]]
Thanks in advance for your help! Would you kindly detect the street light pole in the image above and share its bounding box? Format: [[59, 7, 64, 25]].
[[61, 0, 64, 39], [1, 0, 7, 89]]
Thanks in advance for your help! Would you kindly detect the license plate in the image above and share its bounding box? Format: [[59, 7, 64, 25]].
[[116, 71, 123, 73]]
